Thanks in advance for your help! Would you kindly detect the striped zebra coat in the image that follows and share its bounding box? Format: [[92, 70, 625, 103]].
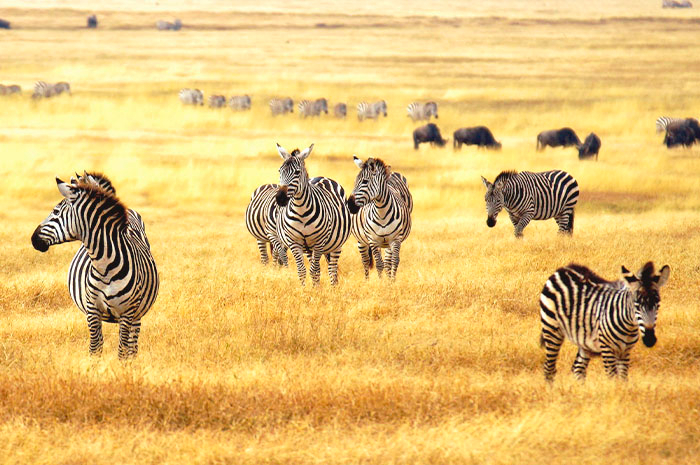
[[481, 170, 579, 237], [33, 81, 67, 99], [655, 116, 685, 133], [298, 98, 328, 117], [357, 100, 387, 121], [179, 88, 204, 105], [229, 95, 251, 111], [270, 97, 294, 115], [540, 262, 670, 381], [246, 183, 288, 266], [347, 156, 413, 280], [406, 101, 438, 121], [208, 95, 227, 108], [31, 175, 159, 359], [274, 143, 351, 285]]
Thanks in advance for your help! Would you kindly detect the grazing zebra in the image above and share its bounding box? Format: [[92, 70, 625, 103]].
[[347, 156, 413, 280], [656, 116, 686, 133], [357, 100, 388, 121], [334, 103, 347, 118], [208, 94, 227, 108], [246, 183, 288, 266], [298, 98, 329, 117], [32, 81, 55, 99], [229, 94, 251, 111], [540, 262, 670, 382], [179, 88, 204, 106], [481, 170, 579, 237], [31, 175, 159, 359], [406, 101, 438, 121], [274, 143, 351, 285], [269, 97, 294, 115]]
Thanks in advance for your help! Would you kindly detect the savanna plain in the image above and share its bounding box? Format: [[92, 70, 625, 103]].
[[1, 1, 699, 464]]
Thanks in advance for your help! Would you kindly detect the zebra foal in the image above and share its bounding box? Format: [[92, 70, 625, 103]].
[[31, 175, 159, 359], [274, 143, 351, 286], [540, 262, 670, 381], [347, 156, 413, 280], [481, 170, 579, 237]]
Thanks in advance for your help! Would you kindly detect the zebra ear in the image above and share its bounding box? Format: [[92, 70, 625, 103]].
[[656, 265, 670, 287], [56, 177, 77, 201], [481, 176, 492, 189], [353, 155, 364, 169], [298, 143, 313, 160], [276, 143, 291, 160]]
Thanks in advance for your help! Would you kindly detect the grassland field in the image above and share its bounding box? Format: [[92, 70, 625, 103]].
[[1, 1, 700, 464]]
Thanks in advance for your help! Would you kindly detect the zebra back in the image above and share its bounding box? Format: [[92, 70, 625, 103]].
[[656, 116, 684, 133]]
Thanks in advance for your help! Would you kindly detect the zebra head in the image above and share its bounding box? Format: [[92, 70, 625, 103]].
[[426, 101, 438, 119], [316, 98, 328, 114], [481, 176, 505, 228], [376, 100, 388, 117], [347, 156, 389, 214], [621, 262, 670, 348], [31, 178, 85, 252], [275, 143, 313, 206]]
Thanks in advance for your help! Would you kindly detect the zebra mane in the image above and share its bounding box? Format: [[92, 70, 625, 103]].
[[80, 171, 116, 194], [74, 180, 129, 227], [366, 158, 391, 177], [565, 263, 614, 285], [494, 170, 518, 185]]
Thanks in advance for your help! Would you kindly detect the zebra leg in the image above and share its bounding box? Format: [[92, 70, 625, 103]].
[[514, 215, 533, 238], [571, 348, 592, 381], [128, 320, 142, 358], [555, 212, 574, 235], [616, 350, 632, 381], [86, 311, 104, 355], [542, 332, 564, 382], [118, 318, 132, 360], [372, 246, 385, 278], [358, 242, 371, 279], [309, 249, 323, 286], [326, 250, 342, 286], [508, 211, 520, 228], [256, 240, 269, 265], [601, 348, 618, 378], [388, 240, 401, 280], [289, 245, 307, 286]]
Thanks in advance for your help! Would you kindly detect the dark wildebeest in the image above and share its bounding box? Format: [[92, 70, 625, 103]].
[[536, 128, 581, 151], [87, 15, 98, 28], [453, 126, 502, 150], [577, 133, 601, 160], [334, 103, 347, 118], [0, 19, 10, 29], [413, 123, 447, 150], [664, 120, 696, 148], [662, 0, 693, 8]]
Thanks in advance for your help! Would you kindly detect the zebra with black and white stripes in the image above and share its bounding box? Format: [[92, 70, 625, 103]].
[[269, 97, 294, 115], [208, 94, 227, 108], [357, 100, 388, 121], [274, 143, 351, 285], [656, 116, 685, 133], [347, 156, 413, 280], [31, 175, 159, 359], [246, 183, 288, 266], [298, 98, 329, 118], [481, 170, 579, 237], [406, 101, 438, 121], [32, 81, 55, 99], [540, 262, 670, 381], [229, 95, 251, 111], [179, 88, 204, 105]]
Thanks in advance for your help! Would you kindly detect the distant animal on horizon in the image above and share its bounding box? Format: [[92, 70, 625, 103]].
[[0, 19, 10, 29], [453, 126, 501, 150], [357, 100, 387, 121], [179, 88, 203, 106], [406, 101, 438, 121], [347, 156, 413, 280], [577, 133, 601, 160], [536, 128, 581, 151], [662, 0, 692, 8], [269, 97, 294, 115], [229, 95, 251, 111], [481, 170, 579, 237], [663, 119, 699, 148], [87, 15, 97, 28], [246, 183, 288, 267], [333, 103, 347, 118], [655, 116, 685, 133], [298, 98, 328, 117], [540, 262, 670, 382], [413, 123, 447, 150], [156, 19, 181, 30], [0, 84, 21, 95], [208, 94, 226, 108], [32, 81, 71, 99]]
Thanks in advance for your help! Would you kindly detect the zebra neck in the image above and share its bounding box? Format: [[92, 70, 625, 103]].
[[614, 290, 639, 330], [289, 181, 312, 209], [371, 181, 393, 216], [81, 220, 127, 274], [502, 180, 520, 207]]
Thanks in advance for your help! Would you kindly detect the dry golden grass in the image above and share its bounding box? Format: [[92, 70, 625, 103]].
[[1, 1, 700, 464]]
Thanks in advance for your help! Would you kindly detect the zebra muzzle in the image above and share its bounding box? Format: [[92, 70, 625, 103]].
[[642, 328, 657, 348], [486, 217, 496, 228], [31, 227, 49, 252]]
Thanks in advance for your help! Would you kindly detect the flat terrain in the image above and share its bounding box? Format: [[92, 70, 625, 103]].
[[1, 1, 699, 464]]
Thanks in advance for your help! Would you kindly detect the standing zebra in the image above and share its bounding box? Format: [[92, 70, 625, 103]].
[[540, 262, 670, 381], [246, 183, 288, 266], [32, 81, 55, 99], [229, 94, 251, 111], [31, 175, 159, 359], [274, 143, 351, 285], [347, 156, 413, 280], [406, 101, 438, 121], [269, 97, 294, 115], [53, 82, 71, 96], [208, 95, 227, 108], [357, 100, 388, 121], [179, 88, 204, 106], [334, 103, 347, 118], [298, 98, 329, 117], [655, 116, 685, 133], [481, 170, 579, 237]]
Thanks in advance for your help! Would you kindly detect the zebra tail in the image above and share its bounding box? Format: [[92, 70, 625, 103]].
[[569, 211, 575, 233]]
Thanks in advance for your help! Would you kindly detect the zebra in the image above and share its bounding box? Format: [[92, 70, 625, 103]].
[[334, 103, 347, 118], [347, 156, 413, 280], [6, 84, 21, 94], [229, 94, 251, 111], [357, 100, 388, 121], [208, 94, 227, 108], [246, 183, 288, 266], [274, 143, 351, 285], [655, 116, 685, 133], [53, 82, 71, 96], [298, 98, 328, 117], [179, 88, 204, 106], [269, 97, 294, 115], [31, 175, 159, 359], [156, 19, 181, 30], [406, 101, 438, 121], [481, 170, 579, 237], [32, 81, 55, 99], [540, 262, 670, 382]]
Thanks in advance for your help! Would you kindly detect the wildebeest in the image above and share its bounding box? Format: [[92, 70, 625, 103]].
[[334, 103, 347, 118], [536, 128, 581, 151], [229, 95, 251, 111], [413, 123, 448, 150], [662, 0, 693, 7], [453, 126, 501, 150], [577, 133, 601, 160], [87, 15, 98, 28], [664, 120, 697, 148], [208, 95, 226, 108], [0, 19, 10, 29]]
